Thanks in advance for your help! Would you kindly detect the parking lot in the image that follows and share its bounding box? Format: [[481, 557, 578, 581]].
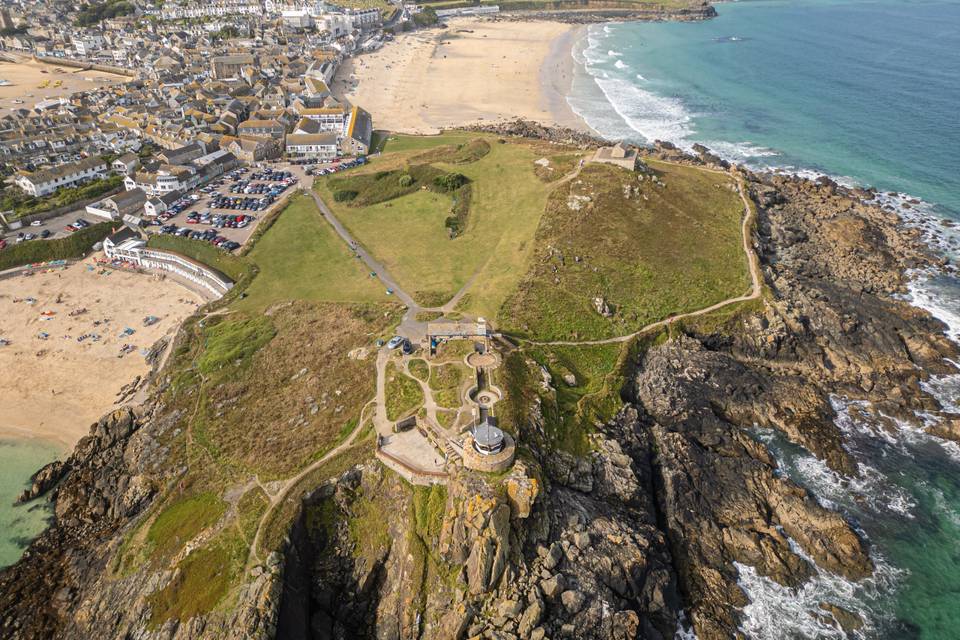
[[147, 166, 299, 253], [1, 213, 100, 250], [1, 158, 366, 255]]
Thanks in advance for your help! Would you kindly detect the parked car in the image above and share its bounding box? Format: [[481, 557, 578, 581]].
[[30, 220, 42, 227], [386, 336, 405, 350]]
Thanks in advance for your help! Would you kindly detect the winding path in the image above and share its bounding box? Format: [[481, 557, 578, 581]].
[[246, 399, 375, 565], [520, 173, 763, 347], [240, 161, 761, 566]]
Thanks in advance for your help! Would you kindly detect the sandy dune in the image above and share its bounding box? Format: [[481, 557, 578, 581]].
[[0, 259, 202, 447], [334, 18, 585, 134]]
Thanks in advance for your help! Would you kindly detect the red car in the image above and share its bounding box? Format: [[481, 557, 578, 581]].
[[0, 238, 6, 250]]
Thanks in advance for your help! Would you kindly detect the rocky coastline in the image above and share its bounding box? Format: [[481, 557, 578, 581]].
[[1, 125, 958, 640]]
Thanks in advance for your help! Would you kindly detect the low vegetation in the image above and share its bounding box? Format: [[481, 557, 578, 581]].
[[429, 362, 469, 409], [408, 358, 430, 382], [318, 134, 563, 311], [193, 303, 396, 479], [0, 222, 112, 271], [500, 161, 749, 340], [145, 234, 253, 283], [146, 531, 245, 628], [145, 492, 227, 564], [385, 361, 424, 421], [197, 316, 277, 378], [411, 139, 491, 165]]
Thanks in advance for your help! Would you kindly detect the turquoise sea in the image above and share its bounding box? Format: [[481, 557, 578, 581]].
[[568, 1, 960, 637], [0, 439, 63, 567]]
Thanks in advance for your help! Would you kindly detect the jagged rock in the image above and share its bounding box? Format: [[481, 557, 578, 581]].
[[504, 465, 540, 519], [818, 602, 864, 632], [592, 297, 612, 318], [540, 574, 565, 599], [560, 590, 585, 614], [517, 599, 543, 638], [16, 460, 67, 504], [542, 543, 563, 571]]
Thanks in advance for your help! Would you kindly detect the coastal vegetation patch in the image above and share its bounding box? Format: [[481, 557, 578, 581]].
[[145, 492, 227, 564], [429, 362, 469, 409], [146, 234, 252, 283], [192, 302, 398, 479], [411, 138, 491, 165], [500, 160, 749, 341]]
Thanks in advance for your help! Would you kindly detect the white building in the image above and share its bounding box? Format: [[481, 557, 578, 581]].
[[161, 0, 262, 20], [15, 157, 108, 197], [103, 228, 234, 298], [285, 132, 338, 160], [124, 166, 196, 195], [282, 9, 314, 29], [72, 35, 105, 57]]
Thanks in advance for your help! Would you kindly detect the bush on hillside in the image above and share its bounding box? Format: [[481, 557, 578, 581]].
[[333, 190, 359, 202], [433, 173, 469, 192], [398, 174, 414, 188]]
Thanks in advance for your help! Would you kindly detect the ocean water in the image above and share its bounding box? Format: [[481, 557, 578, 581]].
[[567, 1, 960, 637], [0, 439, 63, 567]]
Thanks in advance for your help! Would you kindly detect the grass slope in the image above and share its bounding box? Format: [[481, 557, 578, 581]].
[[500, 160, 748, 341], [318, 135, 561, 312], [235, 194, 385, 311]]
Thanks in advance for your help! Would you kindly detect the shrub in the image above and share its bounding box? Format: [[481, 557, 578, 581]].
[[433, 173, 469, 192], [333, 189, 358, 202], [398, 174, 414, 188]]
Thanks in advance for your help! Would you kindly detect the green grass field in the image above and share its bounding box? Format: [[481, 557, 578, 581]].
[[385, 361, 424, 421], [234, 194, 385, 311], [500, 160, 749, 340], [429, 362, 469, 409], [317, 135, 565, 312]]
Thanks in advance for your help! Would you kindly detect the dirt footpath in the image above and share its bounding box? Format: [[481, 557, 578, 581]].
[[0, 258, 202, 447]]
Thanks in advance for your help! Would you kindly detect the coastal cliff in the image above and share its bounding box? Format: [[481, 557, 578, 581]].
[[1, 132, 957, 640]]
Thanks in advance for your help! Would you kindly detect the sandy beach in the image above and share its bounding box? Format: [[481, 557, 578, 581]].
[[334, 18, 590, 134], [0, 259, 202, 447], [0, 59, 125, 115]]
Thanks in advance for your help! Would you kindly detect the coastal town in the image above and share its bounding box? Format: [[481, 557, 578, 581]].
[[2, 1, 959, 640]]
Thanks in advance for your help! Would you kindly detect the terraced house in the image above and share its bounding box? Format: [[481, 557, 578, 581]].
[[14, 156, 107, 197]]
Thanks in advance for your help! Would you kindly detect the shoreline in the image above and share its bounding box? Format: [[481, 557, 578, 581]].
[[538, 23, 596, 135], [334, 18, 595, 135], [0, 259, 202, 449]]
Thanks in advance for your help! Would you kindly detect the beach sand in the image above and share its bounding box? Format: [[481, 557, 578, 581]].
[[334, 18, 590, 134], [0, 259, 202, 447], [0, 59, 125, 115]]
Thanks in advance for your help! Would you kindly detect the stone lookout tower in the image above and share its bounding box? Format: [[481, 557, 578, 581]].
[[462, 417, 515, 473]]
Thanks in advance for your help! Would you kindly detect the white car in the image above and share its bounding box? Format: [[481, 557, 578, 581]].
[[30, 220, 42, 227]]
